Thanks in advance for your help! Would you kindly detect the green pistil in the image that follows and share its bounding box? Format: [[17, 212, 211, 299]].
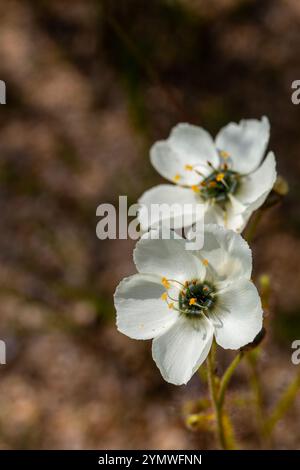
[[179, 281, 216, 318], [201, 169, 240, 203]]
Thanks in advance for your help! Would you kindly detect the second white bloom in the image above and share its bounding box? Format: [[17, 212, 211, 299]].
[[139, 117, 277, 232]]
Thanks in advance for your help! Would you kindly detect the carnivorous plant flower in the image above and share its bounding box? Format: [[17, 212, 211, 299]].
[[114, 225, 263, 385], [138, 117, 276, 232]]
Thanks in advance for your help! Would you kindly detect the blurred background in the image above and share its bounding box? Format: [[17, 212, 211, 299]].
[[0, 0, 299, 450]]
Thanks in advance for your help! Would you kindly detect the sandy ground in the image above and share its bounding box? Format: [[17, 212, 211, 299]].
[[0, 0, 299, 449]]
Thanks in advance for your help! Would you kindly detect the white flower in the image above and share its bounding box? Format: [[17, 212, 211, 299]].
[[138, 117, 276, 232], [114, 225, 263, 385]]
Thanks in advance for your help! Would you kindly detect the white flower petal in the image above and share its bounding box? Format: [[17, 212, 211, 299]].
[[202, 203, 226, 226], [152, 315, 214, 385], [138, 184, 202, 231], [134, 233, 206, 283], [150, 124, 219, 186], [192, 224, 252, 283], [212, 279, 263, 349], [237, 151, 277, 210], [150, 141, 202, 186], [169, 123, 219, 169], [225, 209, 250, 233], [228, 194, 247, 215], [193, 199, 247, 233], [215, 116, 270, 174], [115, 273, 178, 340]]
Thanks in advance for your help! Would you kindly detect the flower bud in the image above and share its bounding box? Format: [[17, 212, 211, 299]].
[[273, 175, 289, 196], [185, 413, 214, 432]]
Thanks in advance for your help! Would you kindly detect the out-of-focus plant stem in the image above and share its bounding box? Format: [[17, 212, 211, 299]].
[[243, 209, 263, 243], [246, 351, 265, 436], [207, 343, 227, 449], [206, 343, 241, 450], [219, 352, 243, 410], [244, 187, 284, 244], [264, 371, 300, 436], [243, 205, 271, 443], [104, 12, 188, 119]]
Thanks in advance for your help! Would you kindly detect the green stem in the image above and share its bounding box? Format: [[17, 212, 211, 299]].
[[246, 352, 265, 435], [206, 345, 227, 449], [243, 209, 263, 243], [206, 345, 245, 449], [243, 189, 283, 244], [264, 371, 300, 436], [219, 352, 243, 410]]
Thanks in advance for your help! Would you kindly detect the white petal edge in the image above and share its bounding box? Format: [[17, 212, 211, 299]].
[[213, 279, 263, 349], [150, 141, 202, 186], [192, 201, 248, 233], [168, 123, 219, 169], [150, 123, 219, 186], [138, 184, 202, 232], [215, 116, 270, 174], [237, 151, 277, 210], [152, 315, 214, 385], [189, 224, 252, 283], [133, 232, 206, 283], [114, 273, 179, 340]]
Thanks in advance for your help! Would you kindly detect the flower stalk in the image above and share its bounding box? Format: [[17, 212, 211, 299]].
[[219, 352, 243, 410], [246, 351, 265, 435], [206, 344, 242, 450], [206, 344, 227, 449], [264, 371, 300, 437]]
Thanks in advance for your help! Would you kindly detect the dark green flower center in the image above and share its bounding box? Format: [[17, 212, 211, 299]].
[[200, 169, 240, 203], [179, 281, 216, 318]]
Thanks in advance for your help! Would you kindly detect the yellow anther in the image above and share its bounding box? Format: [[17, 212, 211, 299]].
[[220, 150, 229, 159], [202, 258, 209, 266], [161, 292, 168, 301], [173, 174, 181, 182], [216, 173, 225, 182], [161, 277, 171, 289], [209, 181, 217, 188], [200, 181, 207, 187], [191, 185, 200, 193], [168, 302, 174, 310], [189, 298, 197, 306], [185, 164, 194, 171]]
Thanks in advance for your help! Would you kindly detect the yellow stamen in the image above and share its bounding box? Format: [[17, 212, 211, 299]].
[[168, 302, 174, 310], [191, 185, 200, 193], [185, 164, 194, 171], [189, 298, 197, 305], [216, 172, 225, 182], [161, 277, 171, 289], [202, 258, 209, 266], [173, 174, 181, 182], [209, 181, 217, 188], [161, 292, 168, 301]]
